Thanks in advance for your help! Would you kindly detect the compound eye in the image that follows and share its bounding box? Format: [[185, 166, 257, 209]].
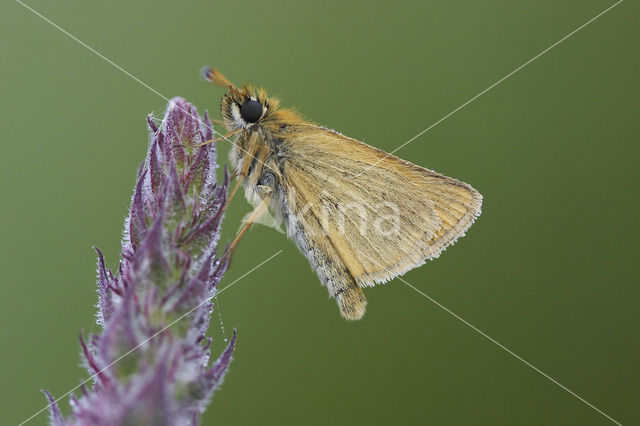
[[240, 99, 263, 123]]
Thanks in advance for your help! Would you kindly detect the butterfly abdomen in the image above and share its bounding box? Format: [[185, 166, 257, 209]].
[[336, 286, 367, 320], [282, 190, 368, 320]]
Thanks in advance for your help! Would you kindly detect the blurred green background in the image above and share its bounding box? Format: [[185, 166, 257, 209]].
[[1, 0, 638, 424]]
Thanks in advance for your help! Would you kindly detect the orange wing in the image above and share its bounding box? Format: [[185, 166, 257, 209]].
[[281, 125, 482, 287]]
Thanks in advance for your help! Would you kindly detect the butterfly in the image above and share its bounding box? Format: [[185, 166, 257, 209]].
[[202, 67, 482, 320]]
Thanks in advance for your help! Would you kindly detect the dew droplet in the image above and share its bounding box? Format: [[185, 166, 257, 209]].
[[213, 293, 227, 343]]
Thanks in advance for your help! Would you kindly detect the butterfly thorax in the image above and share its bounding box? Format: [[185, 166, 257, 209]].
[[217, 82, 482, 321], [221, 85, 310, 216]]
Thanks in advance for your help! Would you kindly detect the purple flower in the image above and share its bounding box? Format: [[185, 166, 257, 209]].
[[45, 98, 234, 425]]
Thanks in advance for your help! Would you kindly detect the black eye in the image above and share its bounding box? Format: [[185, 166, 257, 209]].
[[240, 99, 263, 123]]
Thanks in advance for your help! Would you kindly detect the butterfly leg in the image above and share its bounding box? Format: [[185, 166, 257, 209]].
[[191, 128, 242, 148], [223, 191, 272, 265], [220, 176, 244, 215], [221, 131, 264, 214]]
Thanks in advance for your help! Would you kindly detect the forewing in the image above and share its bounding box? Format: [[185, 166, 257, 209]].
[[282, 126, 482, 286]]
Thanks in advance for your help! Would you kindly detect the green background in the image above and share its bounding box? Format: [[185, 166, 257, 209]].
[[1, 0, 638, 424]]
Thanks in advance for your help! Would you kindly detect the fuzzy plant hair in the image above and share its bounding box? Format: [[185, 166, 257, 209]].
[[43, 98, 235, 426]]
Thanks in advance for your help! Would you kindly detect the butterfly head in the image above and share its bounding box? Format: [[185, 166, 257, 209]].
[[220, 85, 274, 130], [201, 67, 303, 132]]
